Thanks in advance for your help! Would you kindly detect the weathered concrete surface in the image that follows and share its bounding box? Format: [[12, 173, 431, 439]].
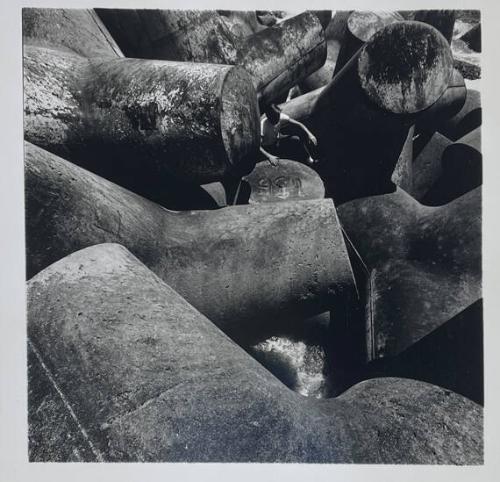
[[28, 244, 483, 463], [358, 22, 453, 114], [423, 127, 481, 206], [23, 8, 123, 58], [310, 21, 454, 204], [217, 10, 266, 38], [28, 342, 97, 462], [332, 11, 403, 77], [454, 58, 481, 81], [438, 88, 481, 141], [338, 187, 481, 359], [25, 142, 353, 340], [96, 9, 326, 109], [23, 44, 260, 189], [243, 159, 325, 204], [96, 9, 240, 63], [236, 12, 327, 108]]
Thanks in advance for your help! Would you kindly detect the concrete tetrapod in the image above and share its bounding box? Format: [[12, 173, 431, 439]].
[[337, 187, 481, 360], [25, 142, 353, 340], [96, 10, 327, 109], [23, 43, 260, 193], [28, 244, 483, 463], [309, 21, 454, 204]]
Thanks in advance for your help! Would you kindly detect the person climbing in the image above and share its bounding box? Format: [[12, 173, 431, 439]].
[[259, 103, 319, 166]]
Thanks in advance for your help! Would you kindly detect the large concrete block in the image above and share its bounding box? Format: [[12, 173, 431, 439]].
[[309, 21, 454, 204], [96, 10, 327, 109], [25, 142, 353, 340], [23, 44, 260, 193], [338, 187, 481, 360], [28, 244, 483, 463]]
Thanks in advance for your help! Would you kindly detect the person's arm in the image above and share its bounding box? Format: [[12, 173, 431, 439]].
[[279, 113, 317, 147], [260, 146, 280, 166]]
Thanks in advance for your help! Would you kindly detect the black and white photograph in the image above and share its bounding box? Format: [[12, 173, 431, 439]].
[[2, 0, 499, 477]]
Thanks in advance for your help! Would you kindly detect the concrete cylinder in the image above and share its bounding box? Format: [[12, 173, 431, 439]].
[[332, 11, 403, 77], [96, 9, 327, 109], [217, 10, 266, 38], [236, 11, 327, 108], [25, 142, 354, 340], [242, 159, 325, 204], [27, 243, 483, 462], [310, 21, 454, 204], [23, 44, 260, 190], [96, 9, 240, 63]]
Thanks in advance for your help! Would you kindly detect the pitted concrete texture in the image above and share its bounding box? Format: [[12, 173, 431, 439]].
[[338, 187, 481, 359], [23, 44, 260, 187], [25, 142, 354, 340], [358, 22, 453, 114], [28, 244, 483, 463]]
